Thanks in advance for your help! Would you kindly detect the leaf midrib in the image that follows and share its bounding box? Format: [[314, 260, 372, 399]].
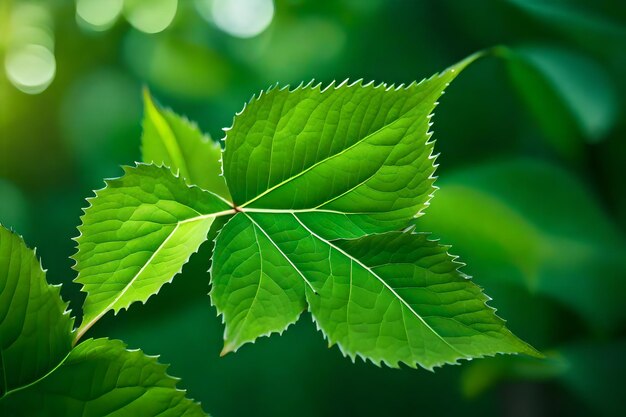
[[290, 213, 468, 358], [0, 348, 72, 399], [238, 105, 418, 209], [243, 213, 316, 293], [75, 209, 234, 343]]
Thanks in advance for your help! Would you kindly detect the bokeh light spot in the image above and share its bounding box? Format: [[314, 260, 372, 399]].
[[5, 44, 56, 95], [10, 26, 55, 51], [210, 0, 274, 38], [123, 0, 178, 34], [76, 0, 123, 31]]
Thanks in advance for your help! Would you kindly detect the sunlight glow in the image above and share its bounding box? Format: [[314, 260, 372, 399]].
[[123, 0, 178, 34], [76, 0, 123, 31], [210, 0, 274, 38], [5, 44, 56, 94]]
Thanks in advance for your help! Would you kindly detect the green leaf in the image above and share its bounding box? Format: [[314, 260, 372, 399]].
[[221, 54, 481, 237], [208, 53, 538, 366], [211, 214, 308, 354], [142, 89, 231, 200], [499, 45, 618, 150], [74, 164, 234, 341], [212, 214, 538, 368], [308, 230, 539, 368], [0, 338, 208, 417], [506, 0, 626, 52], [0, 226, 73, 397]]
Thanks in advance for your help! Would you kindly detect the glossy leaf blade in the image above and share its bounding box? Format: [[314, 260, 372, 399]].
[[74, 164, 233, 339], [212, 213, 536, 367], [222, 54, 481, 234], [311, 230, 539, 369], [211, 214, 306, 354], [142, 89, 231, 200], [0, 226, 73, 397], [0, 338, 207, 417]]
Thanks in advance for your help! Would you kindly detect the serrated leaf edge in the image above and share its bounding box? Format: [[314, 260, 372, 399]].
[[307, 230, 541, 371], [71, 163, 232, 343], [207, 214, 305, 356]]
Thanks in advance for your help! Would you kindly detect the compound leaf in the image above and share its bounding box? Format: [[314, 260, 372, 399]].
[[73, 164, 233, 340], [209, 53, 539, 366], [0, 338, 207, 417], [0, 226, 73, 397], [142, 89, 231, 200]]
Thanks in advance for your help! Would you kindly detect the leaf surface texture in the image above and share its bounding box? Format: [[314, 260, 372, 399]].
[[0, 228, 73, 396], [0, 338, 206, 417], [74, 164, 232, 337], [142, 89, 231, 200]]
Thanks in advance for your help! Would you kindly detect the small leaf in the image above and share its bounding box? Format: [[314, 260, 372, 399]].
[[0, 338, 208, 417], [142, 89, 231, 200], [0, 226, 73, 397], [222, 54, 482, 236], [74, 164, 233, 341], [212, 214, 538, 367]]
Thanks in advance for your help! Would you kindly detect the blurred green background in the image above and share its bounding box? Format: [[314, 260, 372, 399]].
[[1, 0, 625, 416]]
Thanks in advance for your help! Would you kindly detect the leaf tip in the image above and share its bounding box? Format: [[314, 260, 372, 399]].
[[220, 343, 235, 357]]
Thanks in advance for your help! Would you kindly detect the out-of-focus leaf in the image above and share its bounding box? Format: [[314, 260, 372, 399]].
[[461, 340, 626, 417], [560, 340, 626, 416], [0, 180, 30, 237], [0, 226, 73, 397], [73, 164, 233, 341], [415, 158, 626, 330], [461, 352, 566, 398], [500, 46, 618, 152], [235, 17, 347, 82], [141, 90, 231, 199], [0, 338, 208, 417], [59, 70, 142, 182], [507, 0, 626, 53], [123, 32, 230, 99]]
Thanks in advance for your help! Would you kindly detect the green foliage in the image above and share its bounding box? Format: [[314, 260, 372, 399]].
[[216, 227, 534, 367], [0, 227, 73, 396], [497, 45, 618, 160], [73, 164, 232, 340], [0, 227, 207, 416], [1, 338, 205, 417], [141, 89, 231, 199], [72, 53, 537, 371], [3, 1, 624, 416]]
